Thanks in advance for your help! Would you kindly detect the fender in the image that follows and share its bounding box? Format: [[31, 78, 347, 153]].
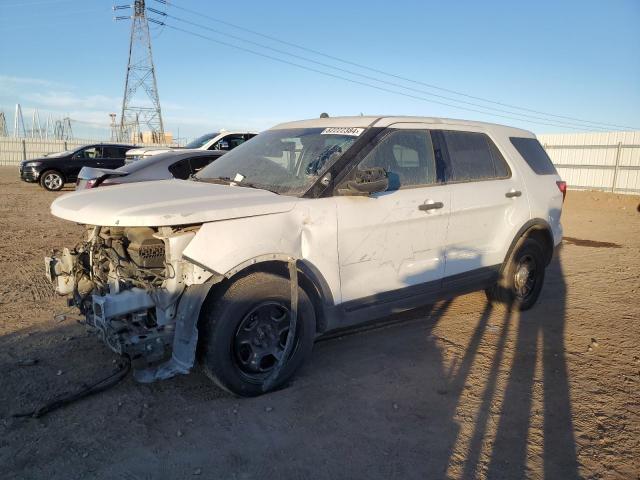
[[503, 218, 555, 267], [181, 199, 342, 305], [216, 254, 335, 307]]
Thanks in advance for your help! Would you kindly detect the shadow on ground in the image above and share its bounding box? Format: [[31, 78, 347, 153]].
[[0, 256, 578, 479]]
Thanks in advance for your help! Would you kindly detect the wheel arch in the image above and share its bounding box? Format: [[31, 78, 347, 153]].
[[504, 219, 555, 268], [198, 256, 334, 335], [40, 168, 67, 185]]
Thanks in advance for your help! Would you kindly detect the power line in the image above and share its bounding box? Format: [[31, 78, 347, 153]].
[[159, 10, 616, 132], [151, 20, 609, 131], [155, 0, 636, 131]]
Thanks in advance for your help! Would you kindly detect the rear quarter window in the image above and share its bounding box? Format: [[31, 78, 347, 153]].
[[510, 137, 558, 175]]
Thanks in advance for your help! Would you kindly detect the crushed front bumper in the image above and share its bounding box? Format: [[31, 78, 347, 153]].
[[45, 236, 217, 382]]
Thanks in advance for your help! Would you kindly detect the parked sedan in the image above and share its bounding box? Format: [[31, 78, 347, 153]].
[[75, 149, 225, 190], [20, 143, 134, 191]]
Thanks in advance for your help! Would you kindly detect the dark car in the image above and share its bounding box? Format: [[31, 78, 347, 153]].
[[20, 143, 135, 191], [75, 149, 226, 190]]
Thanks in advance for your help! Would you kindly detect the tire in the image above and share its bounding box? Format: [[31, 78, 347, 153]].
[[200, 272, 316, 396], [40, 170, 65, 191], [486, 238, 546, 311]]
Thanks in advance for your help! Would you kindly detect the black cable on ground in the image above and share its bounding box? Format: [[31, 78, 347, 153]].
[[13, 357, 131, 419]]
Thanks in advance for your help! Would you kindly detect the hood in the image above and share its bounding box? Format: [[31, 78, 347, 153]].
[[51, 179, 300, 226], [22, 155, 65, 165], [43, 149, 74, 158]]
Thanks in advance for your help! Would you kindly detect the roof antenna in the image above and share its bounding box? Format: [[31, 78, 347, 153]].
[[319, 112, 329, 118]]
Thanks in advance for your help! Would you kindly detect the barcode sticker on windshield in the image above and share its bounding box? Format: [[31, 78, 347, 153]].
[[321, 127, 365, 136]]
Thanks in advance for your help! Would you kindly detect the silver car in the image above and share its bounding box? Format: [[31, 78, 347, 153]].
[[76, 149, 225, 190]]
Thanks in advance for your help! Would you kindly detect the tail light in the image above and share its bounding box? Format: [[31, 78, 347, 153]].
[[84, 178, 117, 189], [556, 180, 567, 202]]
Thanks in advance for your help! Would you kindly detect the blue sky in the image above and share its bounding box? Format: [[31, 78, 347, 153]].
[[1, 0, 639, 140]]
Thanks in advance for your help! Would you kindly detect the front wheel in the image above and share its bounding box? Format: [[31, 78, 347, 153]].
[[486, 238, 546, 310], [40, 170, 64, 191], [199, 272, 316, 396]]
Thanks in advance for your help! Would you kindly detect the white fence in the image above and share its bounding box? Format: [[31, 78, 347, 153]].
[[538, 131, 640, 195], [0, 137, 179, 166]]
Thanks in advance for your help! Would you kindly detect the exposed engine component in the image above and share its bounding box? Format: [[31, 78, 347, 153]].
[[92, 226, 169, 292], [87, 290, 173, 366], [124, 227, 165, 269], [46, 226, 175, 363], [45, 224, 213, 377]]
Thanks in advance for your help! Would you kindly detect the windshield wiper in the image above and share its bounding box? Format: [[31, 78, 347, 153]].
[[192, 176, 279, 194], [235, 181, 280, 195], [196, 176, 232, 185]]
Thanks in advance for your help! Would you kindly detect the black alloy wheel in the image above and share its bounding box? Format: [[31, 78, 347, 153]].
[[233, 301, 295, 378], [200, 272, 315, 396]]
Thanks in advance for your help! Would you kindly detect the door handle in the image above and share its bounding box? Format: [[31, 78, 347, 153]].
[[505, 190, 522, 198], [419, 201, 444, 211]]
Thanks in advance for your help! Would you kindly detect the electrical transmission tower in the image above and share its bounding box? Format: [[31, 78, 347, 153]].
[[13, 104, 26, 138], [31, 109, 43, 138], [0, 111, 7, 137], [54, 117, 73, 140], [115, 0, 164, 143], [109, 113, 118, 141]]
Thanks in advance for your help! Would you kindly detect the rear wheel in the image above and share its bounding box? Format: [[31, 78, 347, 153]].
[[200, 272, 315, 396], [486, 238, 546, 310], [40, 170, 64, 191]]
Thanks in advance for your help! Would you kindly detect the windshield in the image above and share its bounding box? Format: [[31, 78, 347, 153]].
[[185, 132, 219, 149], [195, 127, 362, 196]]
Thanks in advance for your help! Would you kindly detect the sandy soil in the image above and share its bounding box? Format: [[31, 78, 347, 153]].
[[0, 167, 638, 480]]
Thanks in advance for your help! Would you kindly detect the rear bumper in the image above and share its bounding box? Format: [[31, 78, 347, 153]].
[[552, 222, 563, 247]]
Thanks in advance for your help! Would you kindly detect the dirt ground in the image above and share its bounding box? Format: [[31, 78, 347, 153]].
[[0, 166, 638, 480]]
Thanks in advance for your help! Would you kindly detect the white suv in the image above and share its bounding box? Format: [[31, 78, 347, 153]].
[[46, 116, 565, 396], [125, 131, 257, 161]]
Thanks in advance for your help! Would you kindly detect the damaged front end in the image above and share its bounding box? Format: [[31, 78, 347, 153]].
[[45, 225, 218, 381]]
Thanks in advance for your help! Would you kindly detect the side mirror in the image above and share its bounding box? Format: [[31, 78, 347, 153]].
[[337, 167, 389, 196], [217, 140, 230, 150]]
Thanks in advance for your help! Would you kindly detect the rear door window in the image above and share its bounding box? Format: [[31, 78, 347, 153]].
[[102, 146, 121, 158], [510, 137, 558, 175], [213, 134, 249, 151], [441, 131, 510, 182], [168, 159, 192, 179], [189, 156, 217, 174]]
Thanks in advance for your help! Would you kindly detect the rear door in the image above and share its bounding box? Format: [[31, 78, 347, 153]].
[[100, 145, 127, 169], [335, 126, 451, 305], [436, 128, 529, 283]]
